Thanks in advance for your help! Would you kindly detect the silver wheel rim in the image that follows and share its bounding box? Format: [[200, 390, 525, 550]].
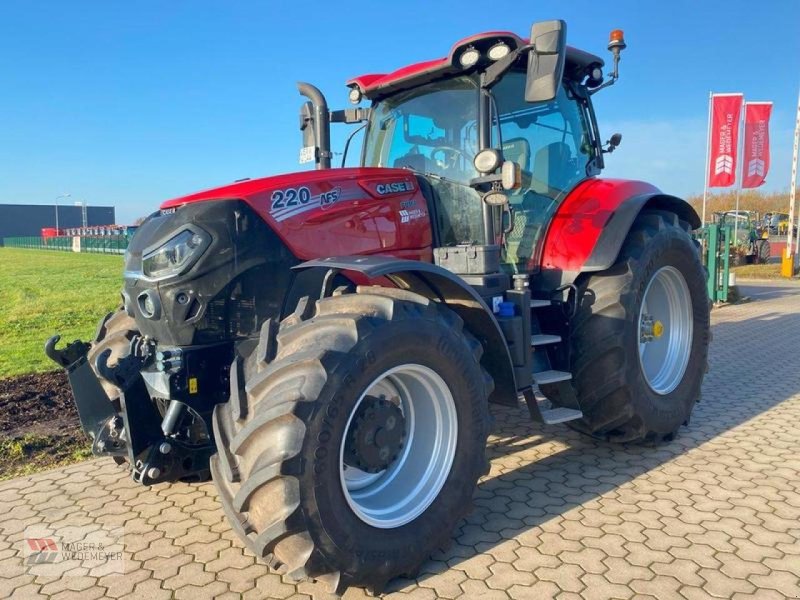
[[638, 266, 693, 395], [339, 364, 457, 529]]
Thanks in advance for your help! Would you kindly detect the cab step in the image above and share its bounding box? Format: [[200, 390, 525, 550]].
[[521, 388, 583, 425], [531, 334, 561, 346], [536, 406, 584, 424], [532, 369, 572, 384]]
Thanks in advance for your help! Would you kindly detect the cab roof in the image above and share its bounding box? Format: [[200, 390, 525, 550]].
[[347, 31, 604, 100]]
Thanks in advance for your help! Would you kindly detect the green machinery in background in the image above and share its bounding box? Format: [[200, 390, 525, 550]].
[[697, 222, 732, 303]]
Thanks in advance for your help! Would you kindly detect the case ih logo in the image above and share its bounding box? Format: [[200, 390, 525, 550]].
[[376, 181, 414, 195], [25, 538, 59, 564], [714, 154, 734, 176]]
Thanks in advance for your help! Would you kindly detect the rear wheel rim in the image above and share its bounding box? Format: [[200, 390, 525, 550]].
[[638, 266, 693, 395], [339, 364, 457, 529]]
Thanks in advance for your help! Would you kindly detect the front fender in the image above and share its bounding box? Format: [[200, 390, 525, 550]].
[[293, 256, 518, 406], [537, 178, 700, 290]]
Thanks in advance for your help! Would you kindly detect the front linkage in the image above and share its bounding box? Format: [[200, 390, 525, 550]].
[[46, 332, 222, 485]]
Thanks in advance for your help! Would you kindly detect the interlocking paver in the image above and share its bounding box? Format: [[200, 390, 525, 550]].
[[1, 280, 799, 599]]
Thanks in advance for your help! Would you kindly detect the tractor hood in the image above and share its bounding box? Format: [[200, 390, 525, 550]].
[[159, 167, 434, 262], [161, 167, 412, 210]]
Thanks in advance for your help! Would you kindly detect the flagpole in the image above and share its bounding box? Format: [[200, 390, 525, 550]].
[[702, 91, 712, 224], [733, 101, 746, 247], [787, 87, 800, 266]]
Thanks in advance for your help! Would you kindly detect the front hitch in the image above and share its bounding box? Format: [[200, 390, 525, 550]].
[[45, 335, 121, 449], [45, 334, 214, 485]]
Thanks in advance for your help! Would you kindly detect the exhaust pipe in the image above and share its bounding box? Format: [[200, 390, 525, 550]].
[[297, 82, 331, 170]]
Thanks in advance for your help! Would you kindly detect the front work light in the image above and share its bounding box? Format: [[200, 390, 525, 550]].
[[487, 42, 510, 61], [348, 87, 363, 104], [142, 229, 211, 279], [474, 148, 501, 174], [459, 47, 480, 67]]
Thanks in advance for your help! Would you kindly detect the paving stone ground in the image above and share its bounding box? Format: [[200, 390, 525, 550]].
[[1, 281, 799, 600]]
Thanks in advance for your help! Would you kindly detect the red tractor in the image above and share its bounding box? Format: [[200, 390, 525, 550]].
[[47, 21, 709, 594]]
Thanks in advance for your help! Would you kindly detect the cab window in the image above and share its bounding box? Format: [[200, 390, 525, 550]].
[[492, 71, 592, 270], [363, 76, 485, 245]]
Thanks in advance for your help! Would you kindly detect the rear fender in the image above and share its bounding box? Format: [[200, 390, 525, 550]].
[[537, 178, 700, 290], [292, 256, 518, 406]]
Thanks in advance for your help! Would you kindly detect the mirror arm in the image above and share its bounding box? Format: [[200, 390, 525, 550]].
[[330, 107, 371, 124]]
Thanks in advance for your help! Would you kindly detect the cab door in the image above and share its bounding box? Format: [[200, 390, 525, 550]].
[[491, 72, 596, 272]]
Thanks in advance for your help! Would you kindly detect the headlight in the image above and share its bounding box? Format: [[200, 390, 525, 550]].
[[142, 229, 210, 279]]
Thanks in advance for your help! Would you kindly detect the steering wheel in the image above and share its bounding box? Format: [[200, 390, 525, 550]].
[[431, 146, 464, 171]]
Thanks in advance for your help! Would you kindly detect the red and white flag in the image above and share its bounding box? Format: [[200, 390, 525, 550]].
[[707, 93, 744, 187], [741, 102, 772, 188]]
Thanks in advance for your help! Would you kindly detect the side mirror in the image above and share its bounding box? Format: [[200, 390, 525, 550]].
[[604, 132, 622, 153], [525, 20, 567, 103]]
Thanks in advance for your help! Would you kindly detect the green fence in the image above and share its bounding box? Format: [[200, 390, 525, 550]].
[[2, 235, 129, 254]]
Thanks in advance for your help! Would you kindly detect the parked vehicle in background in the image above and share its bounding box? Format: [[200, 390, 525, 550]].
[[769, 212, 798, 236], [715, 211, 770, 264]]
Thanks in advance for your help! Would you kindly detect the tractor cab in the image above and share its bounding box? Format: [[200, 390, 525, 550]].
[[299, 23, 625, 272], [360, 69, 597, 270]]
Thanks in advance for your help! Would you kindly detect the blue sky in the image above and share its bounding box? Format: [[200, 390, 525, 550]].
[[1, 1, 799, 224]]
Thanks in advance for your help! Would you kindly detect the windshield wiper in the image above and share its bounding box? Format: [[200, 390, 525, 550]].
[[400, 166, 474, 190]]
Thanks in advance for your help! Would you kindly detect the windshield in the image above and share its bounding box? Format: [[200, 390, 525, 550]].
[[364, 75, 485, 245], [363, 75, 480, 182]]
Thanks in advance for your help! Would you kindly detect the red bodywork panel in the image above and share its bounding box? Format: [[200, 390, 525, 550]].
[[538, 178, 660, 273], [161, 168, 433, 263], [162, 171, 662, 284]]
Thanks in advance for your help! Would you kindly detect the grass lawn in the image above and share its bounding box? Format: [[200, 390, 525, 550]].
[[0, 248, 123, 378], [731, 262, 784, 280], [0, 432, 93, 481]]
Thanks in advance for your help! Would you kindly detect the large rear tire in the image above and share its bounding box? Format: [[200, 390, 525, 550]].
[[211, 286, 492, 594], [543, 210, 710, 443]]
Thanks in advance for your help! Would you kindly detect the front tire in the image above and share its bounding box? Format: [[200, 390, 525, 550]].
[[211, 286, 492, 593], [544, 210, 710, 443]]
